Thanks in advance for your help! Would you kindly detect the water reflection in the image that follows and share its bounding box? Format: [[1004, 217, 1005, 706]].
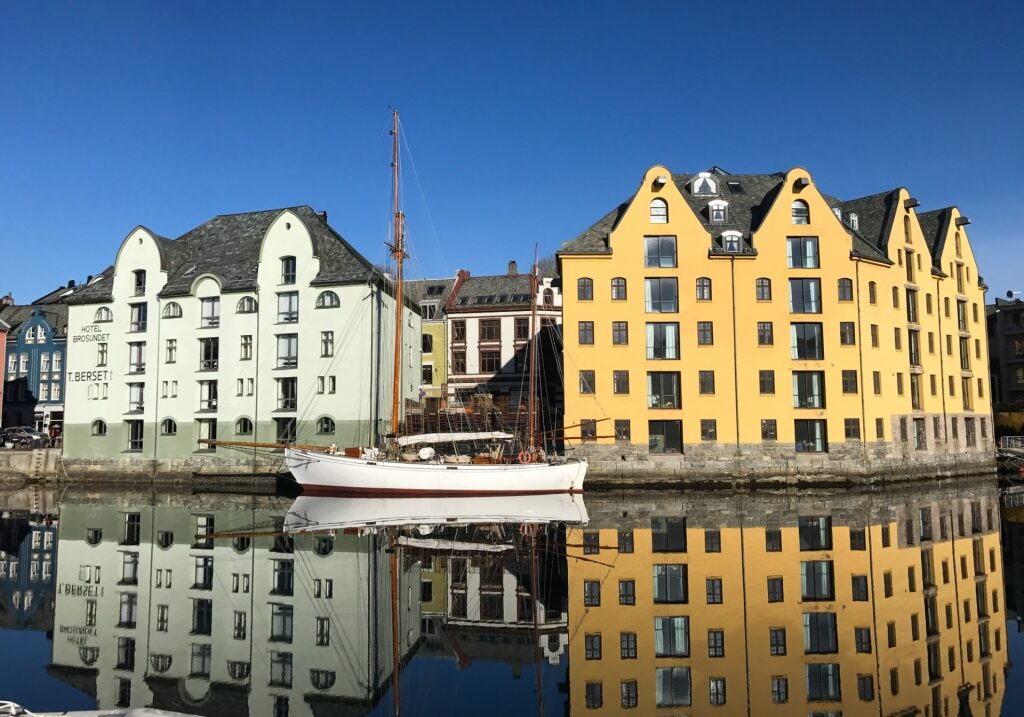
[[2, 477, 1017, 715], [567, 477, 1008, 716]]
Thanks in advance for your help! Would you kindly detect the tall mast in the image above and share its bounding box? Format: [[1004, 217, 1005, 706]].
[[526, 254, 539, 450], [390, 109, 405, 437]]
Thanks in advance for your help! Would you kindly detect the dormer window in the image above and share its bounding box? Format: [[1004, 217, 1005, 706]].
[[691, 172, 717, 196], [850, 213, 859, 231], [650, 198, 668, 224], [281, 256, 296, 285], [708, 200, 728, 224], [832, 207, 842, 221], [721, 232, 742, 253], [791, 200, 810, 225]]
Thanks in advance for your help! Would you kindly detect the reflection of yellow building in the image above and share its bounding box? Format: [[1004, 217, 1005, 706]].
[[567, 479, 1006, 715], [558, 166, 992, 477]]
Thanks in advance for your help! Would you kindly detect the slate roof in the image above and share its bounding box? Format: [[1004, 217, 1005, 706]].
[[0, 305, 69, 337], [66, 206, 378, 304], [404, 277, 457, 307], [558, 167, 906, 265], [448, 273, 536, 310], [916, 207, 953, 271]]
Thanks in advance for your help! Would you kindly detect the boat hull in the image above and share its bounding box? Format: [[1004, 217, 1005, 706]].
[[285, 448, 587, 496]]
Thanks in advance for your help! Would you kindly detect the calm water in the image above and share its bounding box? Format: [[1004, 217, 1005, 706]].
[[0, 476, 1021, 716]]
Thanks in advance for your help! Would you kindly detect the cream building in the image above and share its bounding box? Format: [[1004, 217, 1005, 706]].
[[61, 206, 420, 474]]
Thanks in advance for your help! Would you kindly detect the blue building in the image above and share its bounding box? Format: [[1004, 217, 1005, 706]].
[[0, 512, 58, 631]]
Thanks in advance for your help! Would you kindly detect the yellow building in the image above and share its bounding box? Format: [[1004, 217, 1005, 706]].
[[557, 166, 992, 477], [566, 479, 1006, 715], [406, 277, 457, 410]]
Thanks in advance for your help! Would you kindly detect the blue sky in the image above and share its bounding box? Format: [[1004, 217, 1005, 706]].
[[1, 1, 1022, 302]]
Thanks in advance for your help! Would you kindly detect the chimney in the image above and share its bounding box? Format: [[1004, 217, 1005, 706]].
[[319, 210, 328, 221], [508, 260, 518, 276], [0, 293, 13, 308], [67, 279, 76, 288]]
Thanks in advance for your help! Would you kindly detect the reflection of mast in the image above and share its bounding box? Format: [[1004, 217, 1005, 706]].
[[389, 108, 406, 437], [529, 529, 544, 717], [389, 530, 402, 716], [526, 255, 539, 450]]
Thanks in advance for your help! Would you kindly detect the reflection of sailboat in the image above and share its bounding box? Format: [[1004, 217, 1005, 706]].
[[284, 493, 589, 533], [284, 110, 586, 496]]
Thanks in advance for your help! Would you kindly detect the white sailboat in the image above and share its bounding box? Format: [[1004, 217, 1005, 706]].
[[284, 110, 586, 496]]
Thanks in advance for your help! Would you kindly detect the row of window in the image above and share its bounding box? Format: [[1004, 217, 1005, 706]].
[[93, 290, 342, 330], [5, 351, 63, 376], [647, 195, 816, 225], [448, 317, 542, 343], [90, 414, 321, 448]]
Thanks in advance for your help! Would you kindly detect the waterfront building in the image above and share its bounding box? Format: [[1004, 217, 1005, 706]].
[[567, 479, 1006, 716], [0, 511, 57, 631], [61, 206, 421, 472], [1, 282, 88, 432], [445, 263, 562, 425], [985, 296, 1024, 417], [405, 277, 457, 411], [48, 494, 420, 714], [0, 313, 7, 419], [558, 166, 992, 476]]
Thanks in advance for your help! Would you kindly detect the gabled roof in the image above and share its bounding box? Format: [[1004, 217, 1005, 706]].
[[834, 189, 900, 259], [65, 206, 378, 304], [558, 202, 629, 255], [916, 207, 953, 269], [405, 277, 457, 307], [0, 304, 69, 338]]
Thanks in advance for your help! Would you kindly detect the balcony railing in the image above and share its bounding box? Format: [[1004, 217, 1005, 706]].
[[200, 359, 219, 371], [201, 316, 220, 328], [278, 398, 297, 411], [199, 399, 218, 411], [129, 363, 145, 374]]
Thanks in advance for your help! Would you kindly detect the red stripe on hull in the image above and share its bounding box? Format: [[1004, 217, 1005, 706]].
[[298, 484, 583, 498]]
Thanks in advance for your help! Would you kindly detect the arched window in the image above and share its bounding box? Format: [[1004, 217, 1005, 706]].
[[577, 278, 593, 301], [87, 383, 98, 400], [316, 291, 340, 308], [25, 327, 36, 343], [94, 307, 112, 323], [281, 256, 297, 284], [235, 417, 253, 435], [157, 531, 173, 549], [228, 661, 251, 680], [832, 207, 842, 221], [708, 200, 728, 224], [868, 281, 877, 304], [310, 669, 337, 690], [650, 198, 668, 224], [892, 286, 900, 308], [162, 302, 182, 319], [955, 231, 962, 257], [850, 213, 860, 231], [236, 296, 257, 313], [691, 173, 717, 196], [160, 419, 177, 436], [721, 231, 742, 253], [755, 278, 772, 301], [233, 536, 251, 552], [313, 536, 335, 556], [79, 647, 100, 665], [791, 200, 810, 225], [150, 655, 172, 673], [91, 420, 107, 436], [696, 277, 712, 301], [317, 417, 336, 435], [837, 278, 853, 302], [611, 278, 627, 301], [86, 528, 102, 545], [904, 215, 912, 244], [542, 288, 554, 307]]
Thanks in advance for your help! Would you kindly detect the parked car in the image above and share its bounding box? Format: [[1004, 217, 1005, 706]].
[[2, 427, 47, 448]]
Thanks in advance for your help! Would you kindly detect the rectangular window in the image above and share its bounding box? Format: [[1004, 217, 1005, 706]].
[[799, 516, 833, 550], [767, 576, 784, 603], [706, 578, 723, 604], [316, 616, 330, 646], [771, 676, 788, 703], [707, 629, 725, 657], [855, 627, 872, 653], [705, 529, 721, 553], [618, 530, 634, 553], [787, 236, 819, 268], [648, 420, 682, 453], [654, 616, 689, 657], [655, 666, 691, 707], [479, 319, 501, 342], [789, 278, 822, 313], [696, 321, 714, 345], [277, 291, 298, 323], [841, 369, 858, 394], [801, 561, 835, 600], [233, 611, 247, 640], [806, 663, 841, 701], [845, 418, 861, 440], [614, 419, 631, 441], [652, 517, 686, 552], [611, 321, 628, 345], [759, 370, 775, 394], [765, 529, 782, 552], [276, 334, 298, 368], [584, 634, 602, 660], [479, 350, 501, 373], [792, 371, 825, 408], [577, 321, 594, 345], [585, 683, 602, 709], [790, 323, 824, 359], [620, 632, 637, 659], [644, 278, 678, 312], [700, 419, 717, 441], [620, 681, 638, 709], [452, 320, 466, 342], [618, 579, 636, 605], [644, 235, 677, 268], [647, 371, 680, 409], [804, 612, 838, 654], [770, 627, 787, 655], [794, 419, 827, 452], [579, 370, 595, 394], [320, 331, 334, 357], [653, 564, 688, 603], [839, 322, 856, 345], [757, 321, 774, 345], [761, 418, 778, 440], [709, 677, 726, 706], [129, 302, 148, 332], [645, 322, 679, 359], [852, 575, 869, 601], [858, 674, 875, 701], [698, 370, 715, 394], [612, 370, 630, 394], [583, 580, 600, 606], [192, 598, 213, 634]]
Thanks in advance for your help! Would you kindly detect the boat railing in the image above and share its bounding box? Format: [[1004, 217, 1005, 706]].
[[999, 435, 1024, 449]]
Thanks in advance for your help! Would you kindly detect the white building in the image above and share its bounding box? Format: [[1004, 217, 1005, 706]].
[[62, 206, 420, 472], [49, 495, 420, 715]]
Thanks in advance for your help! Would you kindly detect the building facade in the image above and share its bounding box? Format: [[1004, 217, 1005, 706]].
[[1, 297, 73, 433], [445, 263, 562, 425], [558, 166, 992, 478], [406, 277, 456, 410], [985, 297, 1024, 413], [0, 511, 57, 631], [567, 479, 1006, 716], [48, 493, 420, 714], [61, 206, 421, 473]]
